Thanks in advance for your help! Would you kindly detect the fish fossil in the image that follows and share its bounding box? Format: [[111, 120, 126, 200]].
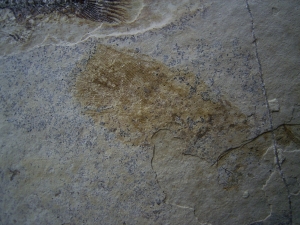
[[0, 0, 131, 22]]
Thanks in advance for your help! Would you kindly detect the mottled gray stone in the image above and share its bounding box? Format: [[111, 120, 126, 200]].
[[0, 0, 299, 224], [248, 0, 300, 126]]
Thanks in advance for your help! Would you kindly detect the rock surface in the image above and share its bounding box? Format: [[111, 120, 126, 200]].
[[0, 0, 299, 224]]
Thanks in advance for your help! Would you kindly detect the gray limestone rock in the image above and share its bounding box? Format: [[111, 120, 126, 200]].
[[0, 0, 299, 224]]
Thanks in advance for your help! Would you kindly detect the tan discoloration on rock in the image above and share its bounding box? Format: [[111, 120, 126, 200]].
[[74, 45, 250, 152]]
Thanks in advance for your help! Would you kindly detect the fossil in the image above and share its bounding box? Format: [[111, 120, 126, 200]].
[[0, 0, 131, 22]]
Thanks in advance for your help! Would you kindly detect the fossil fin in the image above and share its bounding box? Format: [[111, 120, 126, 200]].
[[77, 0, 130, 23], [2, 0, 134, 23]]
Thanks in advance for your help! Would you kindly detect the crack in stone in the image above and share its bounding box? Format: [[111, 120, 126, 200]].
[[245, 1, 293, 224], [214, 123, 300, 166], [151, 143, 202, 223], [150, 130, 201, 223], [262, 169, 276, 191], [288, 104, 300, 123], [150, 144, 167, 204], [212, 130, 273, 166]]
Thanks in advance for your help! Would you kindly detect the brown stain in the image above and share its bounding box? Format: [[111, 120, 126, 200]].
[[74, 45, 249, 147]]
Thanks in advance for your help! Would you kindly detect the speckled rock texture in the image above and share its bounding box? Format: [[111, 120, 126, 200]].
[[0, 0, 299, 224]]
